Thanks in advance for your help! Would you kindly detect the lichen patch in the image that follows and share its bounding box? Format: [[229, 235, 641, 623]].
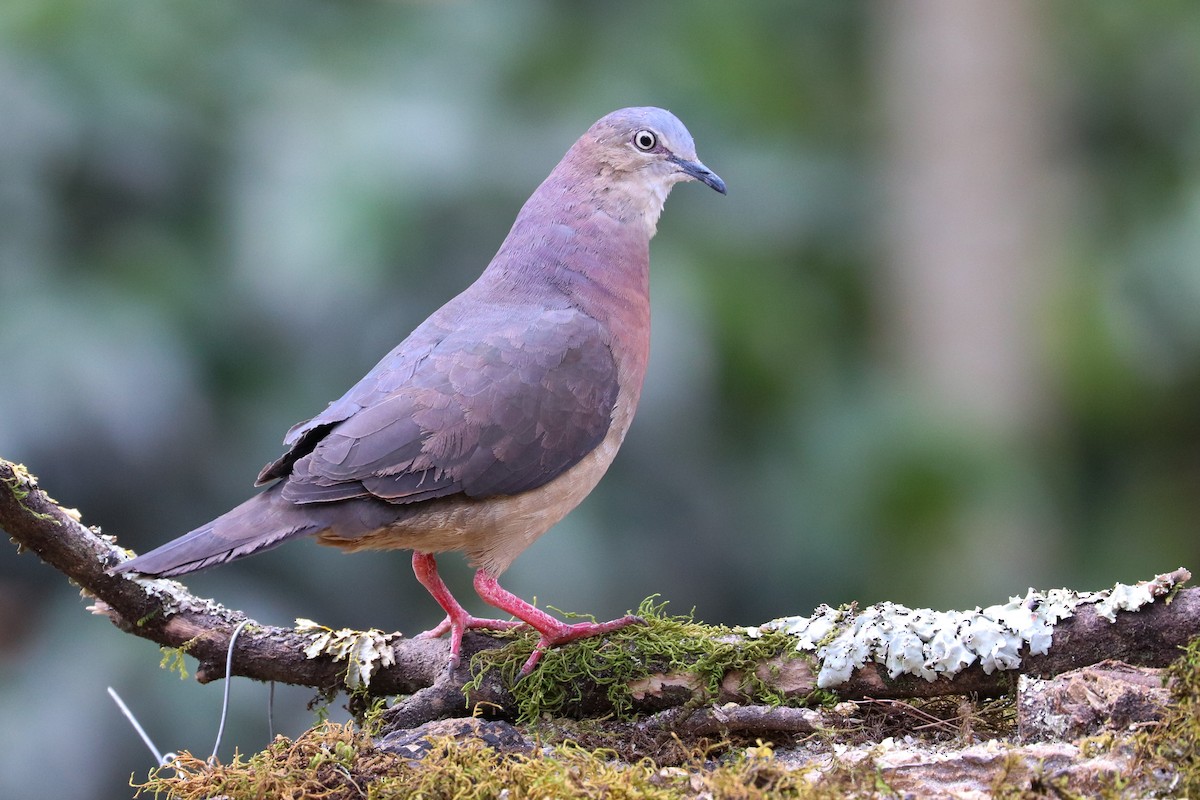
[[745, 571, 1186, 688]]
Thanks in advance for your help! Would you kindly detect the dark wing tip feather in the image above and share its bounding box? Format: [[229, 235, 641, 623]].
[[257, 422, 339, 486]]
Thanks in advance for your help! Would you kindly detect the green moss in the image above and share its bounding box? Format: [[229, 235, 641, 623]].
[[134, 723, 379, 799], [1, 462, 35, 504], [159, 646, 190, 680], [133, 638, 1194, 800], [1140, 635, 1200, 794], [133, 721, 860, 800], [135, 609, 161, 627], [0, 461, 59, 524], [464, 596, 806, 724], [357, 696, 393, 737]]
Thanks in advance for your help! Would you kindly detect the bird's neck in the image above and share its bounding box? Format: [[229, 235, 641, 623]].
[[484, 167, 654, 388], [493, 170, 654, 320]]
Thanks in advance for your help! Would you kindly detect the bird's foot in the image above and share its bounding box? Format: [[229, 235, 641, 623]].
[[415, 613, 524, 668], [411, 552, 527, 668], [471, 569, 648, 675], [518, 614, 646, 675], [415, 614, 523, 640]]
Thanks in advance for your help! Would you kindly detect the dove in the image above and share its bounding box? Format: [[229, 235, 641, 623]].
[[115, 107, 725, 674]]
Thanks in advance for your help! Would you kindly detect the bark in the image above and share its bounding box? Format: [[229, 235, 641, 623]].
[[2, 456, 1196, 734]]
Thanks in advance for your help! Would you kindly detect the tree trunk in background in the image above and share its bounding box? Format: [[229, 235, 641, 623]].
[[873, 0, 1064, 596]]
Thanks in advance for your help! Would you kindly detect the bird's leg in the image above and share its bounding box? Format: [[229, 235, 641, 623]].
[[410, 552, 522, 667], [472, 569, 645, 675]]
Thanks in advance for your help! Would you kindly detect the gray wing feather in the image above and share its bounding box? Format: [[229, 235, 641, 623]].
[[262, 306, 619, 506]]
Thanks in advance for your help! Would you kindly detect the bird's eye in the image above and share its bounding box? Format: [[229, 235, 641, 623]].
[[633, 130, 657, 151]]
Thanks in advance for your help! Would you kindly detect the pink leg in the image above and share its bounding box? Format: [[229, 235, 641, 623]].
[[410, 552, 521, 667], [473, 570, 645, 675]]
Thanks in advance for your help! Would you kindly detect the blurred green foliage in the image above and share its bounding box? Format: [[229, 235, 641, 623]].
[[1, 2, 1199, 797]]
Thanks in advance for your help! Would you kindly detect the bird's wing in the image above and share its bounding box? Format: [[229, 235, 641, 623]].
[[263, 307, 620, 505]]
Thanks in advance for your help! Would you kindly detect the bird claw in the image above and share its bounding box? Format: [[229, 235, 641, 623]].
[[414, 617, 454, 640], [416, 613, 525, 670], [415, 615, 524, 640], [517, 614, 647, 676]]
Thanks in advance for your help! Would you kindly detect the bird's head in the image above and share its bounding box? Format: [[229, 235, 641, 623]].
[[584, 106, 727, 196], [548, 107, 725, 236]]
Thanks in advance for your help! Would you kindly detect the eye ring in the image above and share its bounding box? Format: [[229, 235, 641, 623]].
[[632, 129, 657, 152]]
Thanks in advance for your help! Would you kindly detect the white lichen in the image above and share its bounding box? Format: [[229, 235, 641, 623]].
[[1093, 581, 1156, 622], [296, 618, 399, 690], [110, 573, 194, 617], [743, 572, 1182, 688]]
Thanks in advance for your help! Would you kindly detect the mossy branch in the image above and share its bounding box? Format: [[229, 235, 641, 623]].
[[2, 455, 1198, 737], [0, 457, 446, 696]]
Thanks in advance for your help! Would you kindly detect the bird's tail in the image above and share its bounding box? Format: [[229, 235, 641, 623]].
[[112, 484, 325, 578]]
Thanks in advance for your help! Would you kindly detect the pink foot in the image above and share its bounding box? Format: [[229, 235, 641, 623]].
[[411, 552, 522, 668], [414, 613, 523, 666], [415, 615, 521, 641], [473, 570, 645, 675], [515, 614, 645, 675]]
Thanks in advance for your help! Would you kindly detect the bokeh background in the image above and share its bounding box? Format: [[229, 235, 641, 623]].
[[2, 1, 1199, 796]]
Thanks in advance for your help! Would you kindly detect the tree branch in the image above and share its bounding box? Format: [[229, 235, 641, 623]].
[[0, 457, 447, 695], [2, 456, 1197, 734]]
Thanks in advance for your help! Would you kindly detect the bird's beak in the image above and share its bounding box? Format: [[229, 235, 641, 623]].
[[670, 155, 727, 195]]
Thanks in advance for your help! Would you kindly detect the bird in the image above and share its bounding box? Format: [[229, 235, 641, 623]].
[[114, 107, 726, 675]]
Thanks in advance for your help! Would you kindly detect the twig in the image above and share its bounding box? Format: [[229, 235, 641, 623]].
[[637, 704, 830, 737]]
